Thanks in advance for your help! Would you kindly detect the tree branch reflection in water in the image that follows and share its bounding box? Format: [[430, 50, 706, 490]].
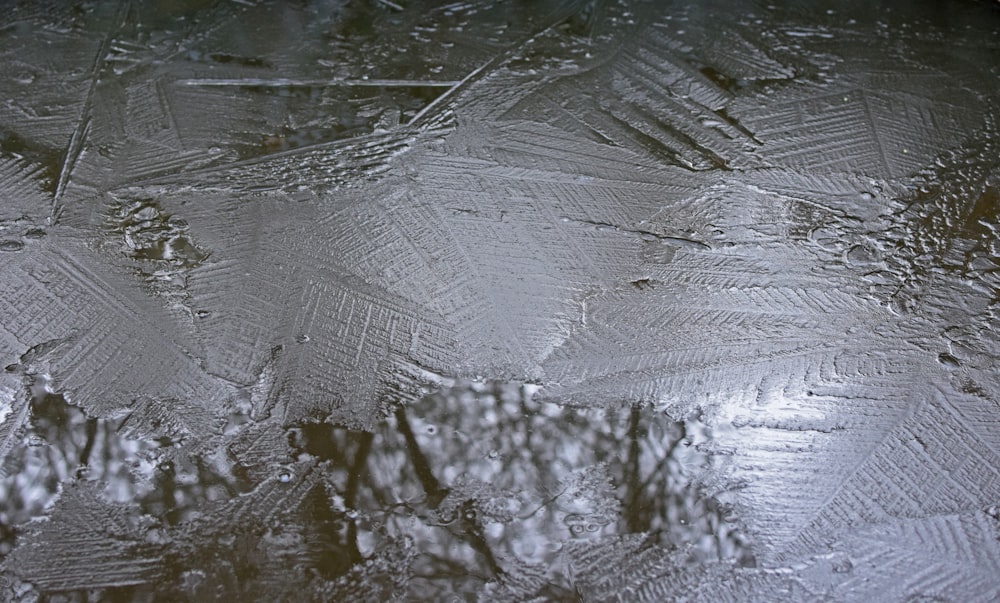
[[295, 381, 753, 599], [1, 379, 751, 600], [0, 376, 159, 558]]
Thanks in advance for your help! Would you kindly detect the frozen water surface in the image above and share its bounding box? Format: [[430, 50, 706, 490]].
[[0, 0, 999, 600]]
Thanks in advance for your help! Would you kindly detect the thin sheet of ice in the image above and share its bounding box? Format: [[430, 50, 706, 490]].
[[0, 0, 998, 600]]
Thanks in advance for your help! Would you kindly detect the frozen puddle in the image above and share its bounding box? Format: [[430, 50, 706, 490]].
[[1, 0, 999, 600]]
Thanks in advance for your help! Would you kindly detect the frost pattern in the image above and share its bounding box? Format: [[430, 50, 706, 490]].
[[1, 0, 999, 600]]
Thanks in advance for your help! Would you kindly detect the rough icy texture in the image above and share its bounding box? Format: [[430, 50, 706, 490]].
[[1, 0, 999, 600]]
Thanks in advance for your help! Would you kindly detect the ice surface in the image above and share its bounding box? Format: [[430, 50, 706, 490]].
[[1, 0, 999, 600]]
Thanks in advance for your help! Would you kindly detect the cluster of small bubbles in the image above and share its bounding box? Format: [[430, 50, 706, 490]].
[[436, 507, 458, 524], [564, 513, 607, 536], [111, 199, 207, 267], [571, 522, 602, 535]]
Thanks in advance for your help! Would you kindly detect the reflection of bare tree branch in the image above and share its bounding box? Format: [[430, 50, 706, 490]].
[[519, 483, 571, 521], [299, 424, 351, 468], [159, 467, 178, 525], [517, 387, 535, 456], [458, 501, 503, 578], [393, 406, 447, 507], [101, 422, 115, 477], [393, 406, 502, 578], [43, 447, 61, 488], [624, 407, 644, 533], [78, 418, 97, 468], [345, 432, 373, 505], [3, 378, 746, 597], [637, 421, 685, 494], [345, 431, 373, 563], [300, 485, 354, 579]]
